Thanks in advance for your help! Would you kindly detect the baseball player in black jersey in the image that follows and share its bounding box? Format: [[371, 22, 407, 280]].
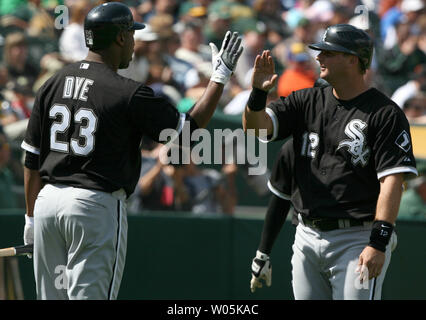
[[245, 24, 418, 299], [21, 2, 243, 299], [250, 80, 329, 293], [249, 138, 294, 293]]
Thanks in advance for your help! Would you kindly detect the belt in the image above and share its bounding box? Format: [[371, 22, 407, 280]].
[[300, 215, 372, 232]]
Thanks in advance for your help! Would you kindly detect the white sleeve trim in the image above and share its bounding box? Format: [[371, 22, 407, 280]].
[[168, 112, 187, 144], [175, 112, 186, 136], [21, 141, 40, 155], [267, 180, 291, 200], [258, 108, 278, 143], [377, 166, 418, 180]]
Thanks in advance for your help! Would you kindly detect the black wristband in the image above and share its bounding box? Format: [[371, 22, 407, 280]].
[[368, 220, 394, 252], [247, 87, 268, 111]]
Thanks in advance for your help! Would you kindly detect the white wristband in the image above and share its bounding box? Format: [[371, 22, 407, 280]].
[[210, 58, 233, 85], [256, 250, 269, 261], [25, 214, 34, 226]]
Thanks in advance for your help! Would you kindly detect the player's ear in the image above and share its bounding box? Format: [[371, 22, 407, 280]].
[[115, 30, 126, 47], [349, 54, 359, 67]]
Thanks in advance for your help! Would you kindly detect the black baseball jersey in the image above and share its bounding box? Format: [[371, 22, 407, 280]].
[[22, 60, 186, 197], [268, 137, 300, 226], [265, 85, 418, 220], [268, 138, 294, 201]]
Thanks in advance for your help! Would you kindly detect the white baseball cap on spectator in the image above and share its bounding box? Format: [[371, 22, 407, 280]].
[[401, 0, 424, 13], [305, 0, 334, 23], [134, 25, 159, 42]]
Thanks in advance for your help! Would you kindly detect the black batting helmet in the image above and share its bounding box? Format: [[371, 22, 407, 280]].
[[308, 24, 374, 70], [84, 2, 145, 50]]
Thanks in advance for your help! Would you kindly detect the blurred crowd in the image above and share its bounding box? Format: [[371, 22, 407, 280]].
[[0, 0, 425, 218]]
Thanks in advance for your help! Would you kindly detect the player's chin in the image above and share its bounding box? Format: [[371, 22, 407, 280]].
[[319, 69, 329, 80], [118, 60, 131, 69]]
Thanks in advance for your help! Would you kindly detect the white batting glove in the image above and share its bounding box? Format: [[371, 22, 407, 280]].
[[250, 250, 272, 293], [209, 31, 243, 85], [23, 214, 34, 259]]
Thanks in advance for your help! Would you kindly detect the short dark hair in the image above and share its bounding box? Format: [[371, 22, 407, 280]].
[[343, 53, 367, 74]]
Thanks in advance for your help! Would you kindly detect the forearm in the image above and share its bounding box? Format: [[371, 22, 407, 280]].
[[374, 173, 404, 224], [243, 106, 273, 137], [258, 194, 291, 254], [24, 167, 42, 217], [242, 87, 273, 136], [189, 81, 224, 129]]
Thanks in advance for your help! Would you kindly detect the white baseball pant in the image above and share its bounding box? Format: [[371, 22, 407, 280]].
[[33, 184, 127, 299], [291, 214, 397, 300]]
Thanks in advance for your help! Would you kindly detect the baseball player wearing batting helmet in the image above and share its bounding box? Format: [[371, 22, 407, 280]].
[[22, 2, 243, 299], [244, 24, 417, 299]]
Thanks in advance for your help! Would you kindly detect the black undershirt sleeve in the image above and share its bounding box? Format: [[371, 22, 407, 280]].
[[24, 151, 40, 170], [258, 194, 291, 254]]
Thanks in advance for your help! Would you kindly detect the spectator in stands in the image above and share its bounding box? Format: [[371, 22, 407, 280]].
[[175, 21, 211, 68], [0, 93, 15, 128], [379, 0, 400, 18], [180, 159, 238, 215], [0, 0, 26, 16], [128, 141, 178, 213], [5, 78, 34, 121], [203, 1, 232, 50], [382, 0, 424, 50], [402, 94, 426, 124], [59, 0, 92, 62], [304, 0, 335, 29], [272, 17, 316, 70], [144, 0, 180, 23], [263, 17, 291, 51], [177, 62, 211, 112], [380, 0, 403, 49], [0, 133, 18, 209], [276, 42, 317, 98], [1, 77, 33, 142], [144, 50, 182, 102], [150, 13, 199, 92], [392, 64, 426, 108], [328, 3, 352, 26], [253, 0, 285, 28], [283, 0, 315, 30], [11, 0, 57, 39], [233, 18, 267, 89], [0, 66, 8, 92], [398, 162, 426, 220], [33, 52, 67, 93], [377, 18, 426, 96], [178, 1, 208, 23], [2, 32, 38, 92]]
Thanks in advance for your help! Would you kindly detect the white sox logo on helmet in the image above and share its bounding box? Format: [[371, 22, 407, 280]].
[[337, 119, 370, 167]]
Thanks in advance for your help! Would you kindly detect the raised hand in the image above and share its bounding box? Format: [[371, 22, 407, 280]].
[[210, 31, 244, 85], [252, 50, 278, 92]]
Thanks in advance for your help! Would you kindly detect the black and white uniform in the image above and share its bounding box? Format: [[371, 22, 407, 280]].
[[263, 85, 417, 299], [22, 60, 189, 299]]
